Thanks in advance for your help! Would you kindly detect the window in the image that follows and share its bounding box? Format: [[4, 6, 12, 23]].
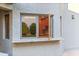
[[4, 14, 10, 39], [21, 14, 53, 39], [39, 16, 49, 37], [22, 15, 36, 37]]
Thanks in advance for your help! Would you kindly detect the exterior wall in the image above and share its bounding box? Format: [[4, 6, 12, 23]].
[[12, 3, 62, 41], [0, 3, 13, 56], [12, 3, 67, 56], [62, 4, 79, 51], [0, 10, 12, 56], [1, 3, 79, 56], [13, 41, 63, 56], [63, 10, 79, 50]]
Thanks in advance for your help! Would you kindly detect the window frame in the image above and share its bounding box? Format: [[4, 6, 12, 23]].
[[20, 13, 53, 40]]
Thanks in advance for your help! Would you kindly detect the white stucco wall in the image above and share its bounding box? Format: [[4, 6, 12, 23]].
[[0, 3, 13, 56], [1, 3, 79, 56], [12, 3, 67, 56], [61, 4, 79, 51], [13, 42, 63, 56], [0, 12, 12, 56], [63, 10, 79, 50]]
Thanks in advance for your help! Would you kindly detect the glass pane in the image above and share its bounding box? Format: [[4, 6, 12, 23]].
[[5, 14, 10, 39], [22, 16, 36, 37], [39, 16, 49, 37]]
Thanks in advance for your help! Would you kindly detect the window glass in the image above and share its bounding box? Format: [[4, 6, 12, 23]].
[[5, 14, 10, 39], [21, 14, 52, 38], [39, 16, 49, 37], [22, 16, 36, 37]]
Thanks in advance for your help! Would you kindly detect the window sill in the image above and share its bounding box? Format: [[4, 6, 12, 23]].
[[12, 37, 63, 44]]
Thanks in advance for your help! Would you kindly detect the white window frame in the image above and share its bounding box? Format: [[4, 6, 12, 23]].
[[20, 13, 53, 40]]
